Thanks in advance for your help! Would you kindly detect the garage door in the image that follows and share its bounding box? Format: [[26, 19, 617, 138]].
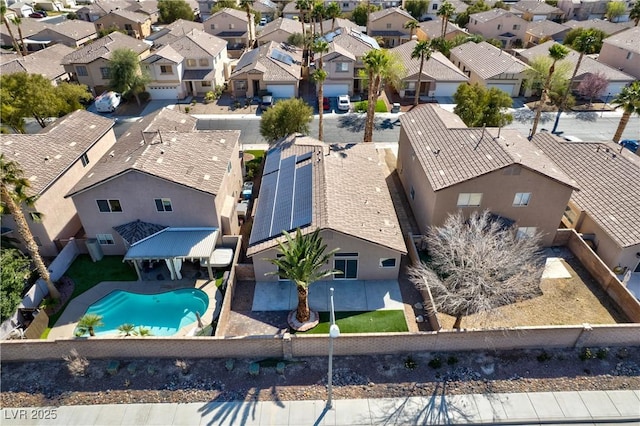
[[323, 84, 349, 97], [605, 82, 626, 99], [146, 85, 181, 100], [487, 83, 516, 96], [266, 85, 295, 98], [433, 82, 461, 97]]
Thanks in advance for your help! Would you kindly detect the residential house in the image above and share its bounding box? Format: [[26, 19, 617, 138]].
[[30, 19, 98, 48], [598, 27, 640, 79], [425, 0, 467, 21], [319, 17, 361, 34], [327, 0, 360, 14], [61, 32, 151, 95], [0, 44, 74, 84], [450, 41, 531, 97], [145, 19, 204, 49], [7, 2, 35, 18], [253, 0, 278, 22], [557, 0, 629, 21], [282, 1, 300, 20], [0, 110, 116, 257], [397, 104, 577, 247], [524, 19, 569, 47], [532, 134, 640, 273], [257, 17, 302, 46], [66, 108, 244, 256], [417, 19, 467, 41], [510, 1, 564, 22], [319, 27, 380, 96], [367, 7, 415, 48], [34, 0, 65, 12], [229, 41, 302, 98], [370, 0, 405, 9], [248, 135, 407, 281], [0, 19, 49, 52], [142, 30, 228, 99], [204, 8, 253, 59], [466, 8, 529, 48], [77, 0, 136, 22], [94, 9, 153, 39], [562, 19, 633, 37], [518, 40, 636, 99], [391, 39, 469, 99]]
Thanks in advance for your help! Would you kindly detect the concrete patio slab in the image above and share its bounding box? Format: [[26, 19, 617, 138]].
[[542, 257, 572, 279], [363, 280, 404, 310]]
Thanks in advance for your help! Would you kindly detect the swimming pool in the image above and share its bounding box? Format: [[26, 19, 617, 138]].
[[81, 288, 209, 336]]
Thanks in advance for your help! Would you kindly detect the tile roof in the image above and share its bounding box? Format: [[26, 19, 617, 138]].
[[0, 19, 48, 40], [369, 7, 414, 22], [247, 135, 406, 255], [519, 40, 635, 81], [511, 1, 563, 15], [469, 8, 513, 23], [61, 32, 149, 65], [391, 40, 469, 81], [399, 105, 576, 191], [67, 108, 239, 197], [36, 19, 97, 41], [146, 19, 204, 48], [252, 0, 277, 13], [0, 44, 73, 81], [77, 0, 134, 16], [525, 19, 568, 38], [418, 20, 465, 39], [602, 26, 640, 55], [206, 7, 250, 22], [562, 19, 632, 36], [142, 44, 183, 64], [258, 17, 301, 38], [167, 29, 226, 57], [532, 133, 640, 248], [329, 28, 379, 57], [231, 41, 302, 82], [282, 2, 299, 13], [320, 18, 361, 34], [1, 110, 115, 196], [450, 41, 530, 79], [99, 8, 150, 23]]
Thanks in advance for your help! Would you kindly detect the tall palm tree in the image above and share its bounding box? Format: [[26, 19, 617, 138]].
[[404, 19, 419, 40], [611, 81, 640, 144], [326, 1, 341, 31], [77, 314, 104, 337], [267, 228, 339, 326], [312, 1, 325, 35], [362, 49, 406, 142], [239, 0, 255, 47], [0, 6, 23, 56], [0, 154, 60, 300], [531, 43, 569, 136], [11, 16, 28, 56], [551, 30, 598, 133], [296, 0, 311, 65], [437, 1, 456, 38], [312, 39, 329, 141], [411, 40, 433, 106]]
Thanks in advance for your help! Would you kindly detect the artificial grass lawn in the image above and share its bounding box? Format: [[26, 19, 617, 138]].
[[245, 150, 265, 162], [354, 100, 388, 113], [301, 310, 408, 334]]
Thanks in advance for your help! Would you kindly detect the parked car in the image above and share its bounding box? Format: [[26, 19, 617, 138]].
[[321, 97, 330, 111], [562, 135, 583, 142], [260, 17, 267, 25], [620, 139, 639, 153], [337, 95, 350, 111], [29, 12, 45, 18], [37, 10, 48, 16], [94, 91, 121, 113], [260, 95, 273, 111]]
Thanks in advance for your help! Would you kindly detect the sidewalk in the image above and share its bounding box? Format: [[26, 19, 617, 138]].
[[1, 390, 638, 425]]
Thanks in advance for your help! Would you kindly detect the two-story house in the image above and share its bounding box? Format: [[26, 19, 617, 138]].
[[61, 32, 150, 96], [367, 7, 415, 47], [524, 20, 569, 47], [417, 19, 467, 41], [511, 1, 565, 22], [142, 30, 228, 100], [562, 18, 632, 37], [466, 8, 529, 48], [0, 44, 74, 85], [598, 27, 640, 79], [66, 108, 245, 256], [425, 0, 468, 21], [30, 19, 98, 49], [94, 9, 153, 39], [1, 110, 116, 257], [257, 17, 302, 46], [145, 19, 204, 49], [557, 0, 629, 21], [204, 8, 254, 59], [397, 104, 577, 247]]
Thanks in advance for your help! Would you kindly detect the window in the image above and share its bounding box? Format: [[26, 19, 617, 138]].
[[199, 58, 209, 66], [229, 23, 235, 29], [80, 153, 89, 167], [497, 24, 502, 30], [386, 23, 392, 29], [380, 258, 396, 268], [160, 65, 173, 74], [227, 161, 232, 173], [155, 198, 172, 212], [124, 24, 133, 31], [186, 59, 197, 67], [334, 253, 358, 279], [97, 234, 115, 245], [627, 52, 633, 60], [517, 227, 537, 239], [457, 193, 482, 207], [234, 80, 247, 90], [202, 81, 212, 87], [513, 192, 531, 206], [433, 3, 438, 9], [76, 65, 88, 76], [343, 2, 349, 7], [97, 199, 122, 212], [335, 62, 349, 72], [100, 67, 111, 79], [513, 24, 520, 30], [210, 23, 216, 30], [410, 186, 415, 200]]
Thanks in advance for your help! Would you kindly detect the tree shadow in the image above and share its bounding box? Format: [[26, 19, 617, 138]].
[[512, 109, 555, 124], [337, 115, 401, 133], [574, 111, 598, 122]]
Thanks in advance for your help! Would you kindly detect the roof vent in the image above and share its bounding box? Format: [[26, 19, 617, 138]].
[[44, 156, 50, 162]]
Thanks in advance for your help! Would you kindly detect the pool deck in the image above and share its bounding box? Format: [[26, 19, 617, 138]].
[[48, 279, 221, 339]]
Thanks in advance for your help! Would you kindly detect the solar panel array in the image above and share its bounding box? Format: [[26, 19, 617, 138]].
[[249, 149, 314, 245], [270, 49, 294, 65]]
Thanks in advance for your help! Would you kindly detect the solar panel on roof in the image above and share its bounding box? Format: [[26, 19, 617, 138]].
[[248, 171, 278, 245], [296, 152, 312, 163], [270, 155, 296, 236], [270, 49, 294, 65], [351, 31, 380, 49], [263, 148, 281, 175], [291, 163, 312, 229]]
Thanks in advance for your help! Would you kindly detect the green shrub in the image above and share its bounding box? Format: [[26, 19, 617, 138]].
[[446, 355, 459, 366], [537, 351, 552, 363], [428, 357, 442, 369], [579, 347, 595, 361], [138, 91, 150, 103], [404, 355, 418, 370], [596, 348, 609, 360]]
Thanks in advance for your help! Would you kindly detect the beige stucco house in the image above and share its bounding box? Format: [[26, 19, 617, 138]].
[[66, 108, 244, 256], [466, 9, 529, 48], [425, 0, 467, 21], [0, 44, 73, 85], [31, 19, 98, 48], [94, 9, 152, 39], [205, 8, 253, 59], [511, 1, 564, 22], [598, 27, 640, 80], [524, 20, 569, 47], [142, 30, 228, 100], [397, 105, 577, 247], [450, 41, 531, 97], [367, 7, 415, 48], [1, 111, 116, 257], [61, 32, 150, 96], [257, 17, 301, 46], [557, 0, 629, 21], [248, 135, 407, 281], [417, 19, 467, 42], [532, 134, 640, 274]]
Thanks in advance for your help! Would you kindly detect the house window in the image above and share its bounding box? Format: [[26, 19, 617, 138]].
[[380, 258, 396, 268], [229, 23, 235, 29], [76, 65, 88, 76], [497, 24, 502, 30], [457, 193, 482, 207], [517, 227, 537, 239], [80, 153, 89, 167], [210, 23, 216, 30], [186, 59, 197, 66], [160, 65, 173, 74], [513, 24, 520, 30], [96, 199, 122, 212], [386, 23, 392, 28], [513, 192, 531, 206], [234, 80, 247, 90], [410, 186, 415, 200], [343, 2, 348, 7], [199, 58, 209, 66], [97, 233, 115, 245], [100, 67, 111, 79], [124, 24, 133, 31], [334, 253, 358, 279], [202, 81, 212, 87], [155, 198, 172, 212], [335, 62, 349, 72], [227, 161, 232, 173], [433, 3, 438, 9], [627, 52, 633, 60]]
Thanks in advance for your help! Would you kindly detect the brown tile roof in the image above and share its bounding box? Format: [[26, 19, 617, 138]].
[[602, 26, 640, 55], [418, 20, 465, 39], [562, 19, 633, 36], [61, 32, 149, 65], [0, 44, 73, 81], [167, 29, 227, 57], [320, 18, 360, 34], [206, 7, 250, 23], [525, 19, 568, 38], [99, 9, 150, 23], [231, 41, 302, 82], [1, 110, 115, 196], [37, 19, 97, 41], [451, 41, 530, 79], [146, 19, 204, 48], [391, 40, 469, 82], [532, 134, 640, 248], [369, 7, 414, 22], [0, 19, 48, 40], [469, 8, 520, 23], [511, 1, 563, 15], [258, 17, 301, 38], [67, 108, 239, 198], [331, 28, 379, 57], [400, 105, 576, 191]]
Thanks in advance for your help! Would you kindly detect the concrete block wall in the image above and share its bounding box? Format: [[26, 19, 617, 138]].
[[214, 236, 242, 337]]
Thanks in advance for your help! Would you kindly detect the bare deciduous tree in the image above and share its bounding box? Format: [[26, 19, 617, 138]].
[[576, 72, 608, 107], [409, 210, 543, 330]]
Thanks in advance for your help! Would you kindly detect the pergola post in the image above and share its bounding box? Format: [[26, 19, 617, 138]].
[[167, 257, 178, 280], [133, 260, 142, 281]]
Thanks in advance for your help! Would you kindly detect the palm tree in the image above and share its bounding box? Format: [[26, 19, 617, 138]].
[[362, 49, 406, 142], [266, 228, 339, 326], [326, 1, 341, 31], [10, 16, 28, 56], [610, 81, 640, 144], [411, 40, 433, 106], [551, 30, 599, 133], [404, 19, 419, 40], [531, 43, 569, 136], [118, 323, 135, 336], [77, 314, 104, 337], [312, 39, 329, 141], [0, 155, 60, 300], [630, 1, 640, 26], [134, 326, 153, 336], [1, 6, 23, 56], [239, 0, 255, 47], [296, 0, 311, 65], [312, 1, 326, 35], [437, 1, 456, 38]]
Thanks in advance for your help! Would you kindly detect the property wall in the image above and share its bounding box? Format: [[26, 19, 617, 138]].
[[572, 214, 623, 270], [214, 236, 242, 336]]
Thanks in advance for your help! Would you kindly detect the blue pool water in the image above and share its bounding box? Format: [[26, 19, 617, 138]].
[[82, 288, 209, 336]]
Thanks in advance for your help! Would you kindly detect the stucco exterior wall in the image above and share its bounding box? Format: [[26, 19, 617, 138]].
[[599, 42, 640, 80], [95, 15, 152, 39], [467, 15, 528, 44]]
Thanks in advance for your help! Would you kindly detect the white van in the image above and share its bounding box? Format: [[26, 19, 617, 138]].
[[95, 91, 121, 113]]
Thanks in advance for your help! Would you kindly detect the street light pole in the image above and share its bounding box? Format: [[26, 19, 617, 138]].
[[601, 92, 611, 118], [327, 287, 340, 409]]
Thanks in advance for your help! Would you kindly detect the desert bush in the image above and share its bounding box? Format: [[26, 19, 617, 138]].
[[404, 355, 418, 370], [63, 349, 89, 377], [428, 357, 442, 369]]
